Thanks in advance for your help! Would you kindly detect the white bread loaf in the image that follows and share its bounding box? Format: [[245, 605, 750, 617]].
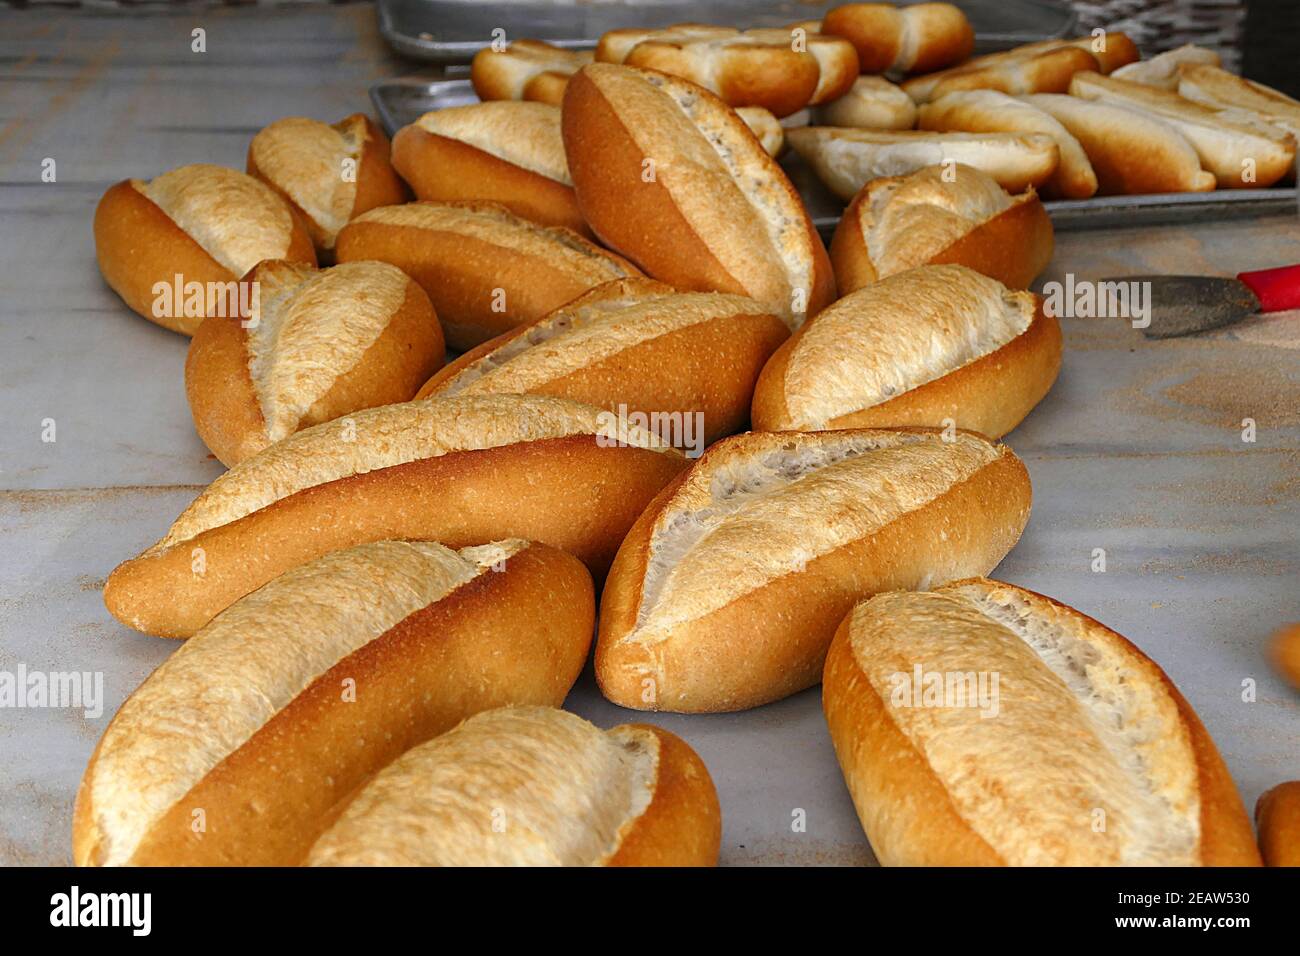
[[1112, 44, 1221, 90], [1177, 64, 1300, 143]]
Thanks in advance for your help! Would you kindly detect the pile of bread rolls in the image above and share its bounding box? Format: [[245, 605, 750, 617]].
[[85, 2, 1296, 867]]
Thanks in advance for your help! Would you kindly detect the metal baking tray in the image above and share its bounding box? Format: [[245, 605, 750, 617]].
[[378, 0, 1077, 63], [369, 76, 1300, 233]]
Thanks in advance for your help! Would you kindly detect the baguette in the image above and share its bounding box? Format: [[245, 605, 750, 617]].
[[1256, 782, 1300, 867], [334, 200, 639, 350], [391, 102, 587, 235], [562, 64, 835, 325], [902, 45, 1099, 104], [1069, 71, 1296, 188], [246, 114, 408, 255], [306, 706, 721, 866], [416, 278, 789, 447], [823, 578, 1263, 866], [78, 539, 595, 866], [470, 39, 592, 106], [919, 90, 1099, 198], [94, 164, 316, 335], [596, 427, 1031, 712], [820, 3, 974, 75], [1023, 94, 1217, 194], [786, 126, 1059, 199], [997, 33, 1140, 75], [103, 394, 686, 638], [1178, 64, 1300, 143], [829, 165, 1053, 292], [1112, 44, 1221, 90], [814, 75, 918, 130], [1270, 622, 1300, 690], [185, 259, 444, 467], [752, 265, 1060, 437]]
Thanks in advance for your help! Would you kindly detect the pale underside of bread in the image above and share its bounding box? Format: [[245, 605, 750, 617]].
[[903, 45, 1098, 103], [104, 395, 685, 637], [752, 264, 1061, 439], [1177, 64, 1300, 142], [306, 707, 717, 866], [247, 116, 362, 245], [596, 428, 1031, 712], [823, 578, 1262, 866], [815, 76, 918, 130], [787, 126, 1060, 199], [1023, 94, 1218, 194], [918, 89, 1099, 198], [77, 540, 596, 866], [562, 64, 834, 325], [411, 102, 571, 184], [1112, 45, 1221, 90]]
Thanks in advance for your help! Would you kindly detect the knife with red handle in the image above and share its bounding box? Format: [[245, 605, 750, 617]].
[[1108, 262, 1300, 338]]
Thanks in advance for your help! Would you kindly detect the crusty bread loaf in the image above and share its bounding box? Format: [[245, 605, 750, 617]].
[[562, 64, 835, 325], [306, 706, 721, 866], [595, 23, 734, 65], [998, 33, 1139, 75], [104, 394, 686, 637], [185, 259, 445, 466], [1113, 44, 1221, 90], [821, 3, 974, 75], [919, 90, 1098, 198], [78, 540, 594, 866], [1023, 94, 1217, 194], [596, 428, 1031, 712], [903, 45, 1099, 104], [1178, 64, 1300, 143], [471, 39, 593, 106], [828, 165, 1053, 293], [823, 578, 1263, 866], [786, 126, 1059, 199], [1256, 782, 1300, 866], [735, 106, 786, 156], [1270, 622, 1300, 690], [246, 114, 408, 255], [814, 75, 917, 129], [94, 164, 317, 335], [390, 102, 587, 236], [417, 278, 789, 447], [752, 265, 1060, 437], [1069, 71, 1296, 188], [334, 200, 639, 350]]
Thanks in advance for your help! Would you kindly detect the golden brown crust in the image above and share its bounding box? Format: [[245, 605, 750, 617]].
[[390, 122, 588, 236], [184, 292, 267, 466], [822, 2, 974, 75], [905, 45, 1099, 103], [605, 725, 722, 866], [77, 542, 594, 866], [1270, 623, 1300, 689], [1256, 782, 1300, 867]]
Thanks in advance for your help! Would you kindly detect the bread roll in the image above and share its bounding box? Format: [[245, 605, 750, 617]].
[[246, 114, 408, 255], [1113, 44, 1221, 90], [334, 200, 639, 350], [78, 539, 594, 866], [1069, 71, 1296, 188], [185, 260, 444, 467], [1178, 64, 1300, 143], [104, 394, 686, 637], [596, 428, 1031, 712], [306, 707, 721, 866], [903, 45, 1099, 104], [417, 278, 789, 447], [823, 578, 1263, 866], [999, 33, 1140, 75], [390, 102, 587, 236], [94, 164, 316, 335], [562, 64, 835, 325], [595, 23, 735, 66], [743, 27, 862, 106], [1270, 622, 1300, 690], [1023, 94, 1217, 194], [821, 3, 974, 75], [814, 76, 917, 130], [735, 106, 786, 156], [1256, 782, 1300, 866], [786, 126, 1060, 199], [752, 265, 1060, 437], [828, 164, 1053, 293], [919, 90, 1098, 198], [471, 39, 592, 106]]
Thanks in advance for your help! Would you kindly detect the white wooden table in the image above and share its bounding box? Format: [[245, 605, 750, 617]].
[[1, 6, 1296, 866]]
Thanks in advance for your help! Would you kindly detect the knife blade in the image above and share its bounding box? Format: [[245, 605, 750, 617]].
[[1103, 263, 1300, 339]]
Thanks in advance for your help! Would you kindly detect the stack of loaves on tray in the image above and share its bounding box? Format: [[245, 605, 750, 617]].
[[86, 1, 1299, 867]]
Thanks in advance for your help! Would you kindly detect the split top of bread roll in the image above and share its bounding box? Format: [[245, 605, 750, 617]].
[[563, 64, 834, 324], [408, 102, 571, 185], [825, 578, 1261, 866], [80, 538, 554, 866], [146, 394, 675, 557], [307, 706, 721, 866], [1177, 64, 1300, 141], [130, 163, 302, 279], [761, 265, 1038, 429], [1112, 44, 1221, 89]]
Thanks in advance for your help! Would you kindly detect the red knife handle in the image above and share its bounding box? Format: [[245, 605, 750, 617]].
[[1237, 263, 1300, 313]]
